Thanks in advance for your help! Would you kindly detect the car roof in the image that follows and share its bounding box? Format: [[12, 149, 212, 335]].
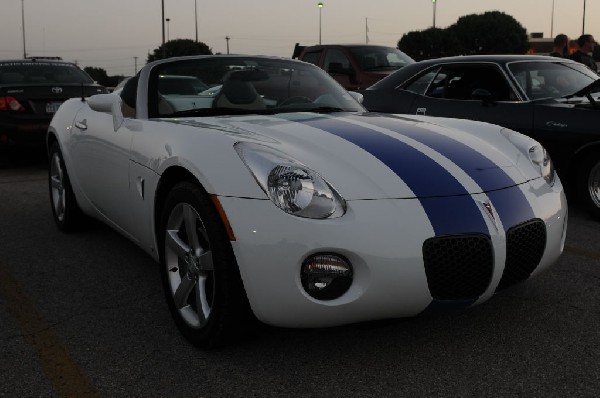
[[0, 59, 78, 66], [370, 54, 582, 89]]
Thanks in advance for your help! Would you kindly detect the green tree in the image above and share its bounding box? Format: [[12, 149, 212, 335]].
[[147, 39, 212, 62], [398, 28, 462, 61], [84, 66, 109, 85], [448, 11, 529, 55]]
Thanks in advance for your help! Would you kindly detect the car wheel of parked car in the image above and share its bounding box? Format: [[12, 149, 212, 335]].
[[48, 142, 83, 232], [159, 181, 252, 348], [577, 153, 600, 220]]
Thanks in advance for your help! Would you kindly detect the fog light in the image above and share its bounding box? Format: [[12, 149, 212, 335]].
[[301, 253, 353, 300]]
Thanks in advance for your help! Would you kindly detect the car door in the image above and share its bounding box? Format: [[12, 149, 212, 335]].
[[322, 48, 358, 90], [531, 102, 598, 174], [406, 63, 534, 137], [69, 104, 135, 238]]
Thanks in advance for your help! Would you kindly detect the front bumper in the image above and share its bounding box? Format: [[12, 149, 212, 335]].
[[0, 115, 51, 146], [219, 177, 567, 328]]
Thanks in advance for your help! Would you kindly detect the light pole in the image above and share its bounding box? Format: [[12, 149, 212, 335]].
[[225, 36, 230, 54], [318, 2, 323, 45], [21, 0, 26, 58], [432, 0, 437, 29], [582, 0, 587, 34], [551, 0, 555, 38], [161, 0, 166, 58], [166, 18, 171, 41], [194, 0, 198, 42]]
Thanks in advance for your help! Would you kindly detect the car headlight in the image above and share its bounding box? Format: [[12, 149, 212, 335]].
[[528, 145, 555, 186], [235, 142, 346, 218]]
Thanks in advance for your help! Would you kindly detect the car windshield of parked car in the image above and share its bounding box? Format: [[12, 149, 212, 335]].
[[0, 61, 94, 85], [508, 61, 599, 100], [149, 57, 364, 118], [348, 46, 414, 71]]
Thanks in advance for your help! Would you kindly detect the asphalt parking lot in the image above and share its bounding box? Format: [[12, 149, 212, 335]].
[[1, 151, 600, 397]]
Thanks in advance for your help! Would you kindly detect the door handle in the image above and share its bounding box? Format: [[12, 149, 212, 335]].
[[75, 119, 88, 131], [416, 108, 426, 116]]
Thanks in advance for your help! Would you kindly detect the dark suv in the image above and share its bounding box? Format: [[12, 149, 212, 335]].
[[0, 59, 106, 147], [293, 43, 414, 90]]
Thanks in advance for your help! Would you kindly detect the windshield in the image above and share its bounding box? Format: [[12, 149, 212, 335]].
[[149, 57, 364, 118], [508, 61, 599, 99], [348, 46, 414, 71], [0, 61, 94, 85]]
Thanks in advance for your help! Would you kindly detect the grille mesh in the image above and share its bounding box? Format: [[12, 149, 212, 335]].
[[422, 234, 494, 300], [496, 219, 547, 290]]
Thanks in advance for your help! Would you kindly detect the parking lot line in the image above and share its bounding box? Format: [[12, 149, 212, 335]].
[[0, 259, 101, 398]]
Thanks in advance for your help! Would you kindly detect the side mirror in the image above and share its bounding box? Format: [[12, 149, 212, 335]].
[[87, 93, 124, 131], [348, 91, 364, 104], [471, 88, 494, 105]]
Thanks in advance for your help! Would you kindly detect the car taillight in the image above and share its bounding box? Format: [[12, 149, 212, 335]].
[[0, 96, 25, 112]]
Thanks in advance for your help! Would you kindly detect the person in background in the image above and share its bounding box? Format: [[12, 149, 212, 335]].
[[570, 34, 598, 73], [549, 34, 569, 58]]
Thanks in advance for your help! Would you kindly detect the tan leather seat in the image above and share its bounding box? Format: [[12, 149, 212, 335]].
[[213, 80, 266, 110]]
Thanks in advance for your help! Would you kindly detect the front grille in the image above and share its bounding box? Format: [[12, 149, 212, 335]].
[[423, 234, 494, 300], [496, 219, 546, 291]]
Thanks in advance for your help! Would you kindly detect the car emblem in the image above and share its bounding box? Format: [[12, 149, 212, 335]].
[[545, 121, 568, 128], [479, 200, 498, 230], [51, 87, 63, 94]]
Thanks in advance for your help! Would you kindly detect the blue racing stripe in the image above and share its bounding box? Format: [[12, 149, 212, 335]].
[[300, 115, 489, 236], [355, 114, 536, 231]]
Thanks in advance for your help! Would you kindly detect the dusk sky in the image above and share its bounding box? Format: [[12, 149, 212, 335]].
[[0, 0, 597, 76]]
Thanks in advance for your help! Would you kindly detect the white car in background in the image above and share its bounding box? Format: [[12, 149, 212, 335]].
[[47, 55, 567, 347]]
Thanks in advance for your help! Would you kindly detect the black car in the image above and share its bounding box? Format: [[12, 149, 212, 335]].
[[0, 59, 106, 148], [359, 55, 600, 220]]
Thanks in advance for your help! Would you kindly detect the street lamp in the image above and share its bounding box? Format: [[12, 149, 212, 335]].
[[432, 0, 437, 29], [194, 0, 198, 42], [551, 0, 555, 38], [21, 0, 27, 58], [582, 0, 587, 34], [318, 2, 323, 45], [166, 18, 171, 41], [161, 0, 166, 57]]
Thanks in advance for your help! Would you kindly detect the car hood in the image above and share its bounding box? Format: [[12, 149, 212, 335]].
[[166, 112, 537, 200]]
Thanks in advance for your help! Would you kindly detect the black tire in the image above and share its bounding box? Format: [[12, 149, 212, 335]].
[[577, 153, 600, 221], [158, 181, 253, 348], [48, 142, 84, 232]]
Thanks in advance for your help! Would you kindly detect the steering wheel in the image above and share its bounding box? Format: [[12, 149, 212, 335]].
[[278, 96, 313, 107]]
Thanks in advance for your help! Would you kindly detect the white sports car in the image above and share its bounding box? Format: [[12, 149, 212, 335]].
[[47, 55, 567, 347]]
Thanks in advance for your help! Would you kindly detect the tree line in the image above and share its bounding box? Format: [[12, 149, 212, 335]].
[[85, 11, 543, 87]]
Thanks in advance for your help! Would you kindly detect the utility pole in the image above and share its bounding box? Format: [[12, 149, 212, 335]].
[[225, 36, 230, 54], [432, 0, 437, 29], [365, 18, 369, 44], [134, 56, 138, 74]]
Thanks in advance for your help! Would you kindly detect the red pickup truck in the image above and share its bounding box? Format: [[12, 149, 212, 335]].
[[292, 43, 414, 90]]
